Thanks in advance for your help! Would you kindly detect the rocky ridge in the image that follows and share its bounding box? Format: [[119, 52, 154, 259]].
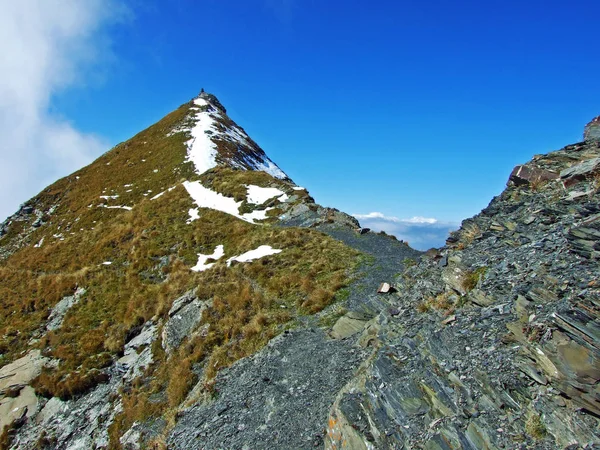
[[1, 92, 599, 450], [325, 135, 600, 449]]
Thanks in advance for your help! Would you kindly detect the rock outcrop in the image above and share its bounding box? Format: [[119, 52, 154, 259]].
[[584, 116, 600, 142], [325, 134, 600, 449]]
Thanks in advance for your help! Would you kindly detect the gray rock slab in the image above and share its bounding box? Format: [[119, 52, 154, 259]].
[[46, 288, 86, 331], [169, 329, 364, 450], [163, 299, 208, 353]]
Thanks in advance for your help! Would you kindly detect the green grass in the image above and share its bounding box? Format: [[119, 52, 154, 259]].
[[462, 266, 488, 292]]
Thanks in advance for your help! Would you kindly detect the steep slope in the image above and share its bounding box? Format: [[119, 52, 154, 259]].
[[0, 92, 398, 449], [325, 124, 600, 449]]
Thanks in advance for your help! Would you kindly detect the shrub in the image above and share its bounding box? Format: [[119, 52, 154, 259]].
[[462, 266, 488, 292], [525, 409, 546, 440]]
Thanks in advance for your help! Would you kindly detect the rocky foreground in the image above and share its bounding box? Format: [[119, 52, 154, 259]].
[[324, 130, 600, 449]]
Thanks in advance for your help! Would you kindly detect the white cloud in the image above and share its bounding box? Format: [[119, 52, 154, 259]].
[[353, 212, 438, 224], [0, 0, 124, 221], [352, 211, 459, 251]]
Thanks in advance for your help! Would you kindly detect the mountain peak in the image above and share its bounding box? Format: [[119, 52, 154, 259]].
[[180, 91, 288, 180], [196, 90, 226, 114]]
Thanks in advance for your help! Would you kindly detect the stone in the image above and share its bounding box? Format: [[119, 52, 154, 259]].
[[168, 290, 196, 316], [377, 282, 394, 294], [560, 157, 600, 186], [508, 164, 558, 186], [469, 289, 495, 307], [162, 297, 209, 353], [46, 287, 86, 331], [120, 422, 142, 449], [0, 386, 39, 431], [441, 315, 456, 325], [118, 322, 158, 381], [0, 350, 50, 392], [515, 295, 532, 321], [329, 316, 367, 340], [389, 308, 401, 316], [0, 350, 52, 432], [583, 115, 600, 142], [441, 263, 469, 296]]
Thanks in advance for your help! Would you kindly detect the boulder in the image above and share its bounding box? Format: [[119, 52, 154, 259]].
[[508, 164, 559, 186], [162, 293, 209, 353], [377, 282, 394, 294], [46, 288, 86, 331], [0, 350, 52, 432]]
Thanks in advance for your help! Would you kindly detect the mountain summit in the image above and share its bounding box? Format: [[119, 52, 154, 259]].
[[0, 95, 599, 450], [184, 91, 288, 179]]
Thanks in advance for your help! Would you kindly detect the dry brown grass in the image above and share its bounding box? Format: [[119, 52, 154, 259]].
[[416, 292, 453, 313], [459, 222, 481, 247], [0, 100, 359, 448]]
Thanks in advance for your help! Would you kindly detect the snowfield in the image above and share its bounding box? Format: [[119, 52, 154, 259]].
[[246, 185, 288, 204], [183, 181, 276, 224], [226, 245, 282, 267], [191, 245, 225, 272], [185, 98, 219, 175]]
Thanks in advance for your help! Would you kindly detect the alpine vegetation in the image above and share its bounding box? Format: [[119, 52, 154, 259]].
[[0, 93, 598, 449]]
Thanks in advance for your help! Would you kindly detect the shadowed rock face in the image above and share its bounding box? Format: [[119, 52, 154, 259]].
[[584, 116, 600, 142]]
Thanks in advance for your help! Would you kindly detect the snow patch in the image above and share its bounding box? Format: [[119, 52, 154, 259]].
[[100, 195, 119, 200], [292, 186, 305, 191], [34, 237, 44, 248], [246, 185, 288, 205], [183, 181, 241, 217], [150, 186, 177, 201], [191, 245, 225, 272], [184, 98, 219, 175], [226, 245, 282, 267], [183, 181, 272, 224], [188, 208, 200, 223], [99, 205, 133, 211], [251, 159, 287, 180], [241, 209, 271, 222]]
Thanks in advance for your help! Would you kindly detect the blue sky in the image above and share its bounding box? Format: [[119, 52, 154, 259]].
[[2, 0, 600, 249]]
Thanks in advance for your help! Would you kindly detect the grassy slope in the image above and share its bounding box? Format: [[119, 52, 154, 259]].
[[0, 98, 360, 448]]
